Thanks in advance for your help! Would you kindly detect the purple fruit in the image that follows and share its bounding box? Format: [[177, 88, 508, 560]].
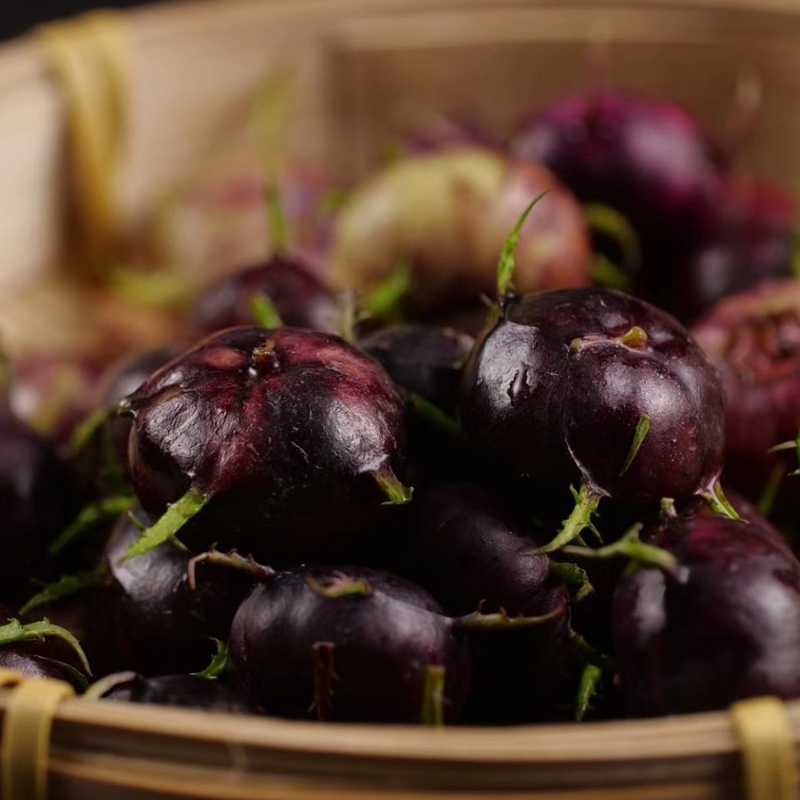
[[93, 672, 252, 712], [229, 565, 472, 723], [0, 410, 84, 595], [671, 180, 797, 323], [511, 93, 725, 276], [401, 483, 572, 723], [360, 324, 474, 414], [692, 280, 800, 502], [103, 510, 255, 675], [192, 256, 338, 335], [122, 327, 410, 563], [461, 288, 727, 542], [613, 515, 800, 715]]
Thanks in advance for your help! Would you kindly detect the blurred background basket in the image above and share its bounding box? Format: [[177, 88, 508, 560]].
[[1, 0, 800, 797]]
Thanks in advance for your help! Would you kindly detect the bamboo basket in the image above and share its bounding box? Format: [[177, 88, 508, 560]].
[[2, 0, 800, 798]]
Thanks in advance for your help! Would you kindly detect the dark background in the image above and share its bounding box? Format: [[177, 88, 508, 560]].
[[1, 2, 155, 41]]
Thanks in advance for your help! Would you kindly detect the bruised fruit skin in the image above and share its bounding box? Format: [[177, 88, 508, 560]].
[[360, 324, 474, 414], [692, 280, 800, 501], [511, 93, 724, 279], [613, 515, 800, 716], [124, 327, 408, 562], [103, 511, 254, 675], [670, 180, 797, 323], [461, 288, 726, 504], [229, 566, 471, 723], [0, 411, 84, 595], [96, 672, 252, 713], [402, 483, 572, 724], [330, 148, 591, 308], [192, 255, 338, 335]]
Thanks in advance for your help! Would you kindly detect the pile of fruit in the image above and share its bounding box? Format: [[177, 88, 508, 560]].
[[2, 88, 800, 725]]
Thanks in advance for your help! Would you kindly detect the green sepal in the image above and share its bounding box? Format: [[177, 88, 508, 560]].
[[19, 566, 110, 617], [496, 192, 549, 299], [574, 663, 603, 722], [0, 618, 91, 676], [619, 414, 651, 476], [49, 496, 136, 556], [531, 484, 602, 555], [192, 640, 229, 680]]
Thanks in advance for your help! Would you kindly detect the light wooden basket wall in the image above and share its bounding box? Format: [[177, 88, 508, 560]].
[[1, 1, 800, 798]]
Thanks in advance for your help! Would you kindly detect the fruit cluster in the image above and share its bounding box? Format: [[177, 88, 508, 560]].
[[2, 87, 800, 725]]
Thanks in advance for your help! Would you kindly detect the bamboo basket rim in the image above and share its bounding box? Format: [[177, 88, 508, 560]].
[[2, 1, 800, 791]]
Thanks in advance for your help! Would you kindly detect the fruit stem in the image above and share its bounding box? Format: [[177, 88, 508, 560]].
[[548, 561, 595, 603], [410, 394, 463, 440], [758, 464, 786, 517], [583, 203, 642, 276], [122, 488, 211, 561], [250, 294, 284, 329], [531, 484, 602, 555], [49, 496, 136, 556], [19, 565, 110, 616], [574, 663, 603, 722], [267, 184, 289, 253], [769, 427, 800, 476], [0, 618, 92, 676], [496, 192, 549, 300], [311, 641, 336, 722], [192, 640, 229, 680], [619, 414, 651, 476], [68, 406, 115, 458], [453, 602, 566, 632], [372, 466, 414, 506], [570, 631, 616, 673], [700, 480, 742, 521], [561, 523, 680, 576], [84, 671, 137, 701], [363, 260, 412, 324], [188, 548, 276, 591], [419, 665, 446, 727]]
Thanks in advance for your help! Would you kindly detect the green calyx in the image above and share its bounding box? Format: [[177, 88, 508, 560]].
[[19, 566, 110, 616], [193, 640, 230, 680], [122, 488, 210, 561], [619, 414, 651, 477], [496, 192, 549, 300], [188, 548, 275, 590], [700, 480, 742, 522], [251, 294, 284, 329], [419, 665, 446, 727], [531, 484, 602, 556], [49, 496, 136, 557], [0, 618, 92, 676], [561, 523, 680, 577]]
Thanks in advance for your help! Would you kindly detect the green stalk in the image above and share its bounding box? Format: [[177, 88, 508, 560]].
[[758, 464, 786, 517], [410, 394, 463, 440], [583, 203, 642, 276], [193, 640, 229, 680], [372, 466, 414, 506], [19, 566, 110, 616], [251, 294, 284, 329], [700, 480, 742, 521], [188, 549, 275, 591], [575, 663, 603, 722], [561, 523, 679, 576], [419, 665, 446, 727], [49, 496, 136, 556], [531, 484, 602, 555], [122, 488, 211, 561], [0, 619, 91, 676], [548, 561, 594, 603], [496, 192, 549, 299], [453, 602, 565, 632]]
